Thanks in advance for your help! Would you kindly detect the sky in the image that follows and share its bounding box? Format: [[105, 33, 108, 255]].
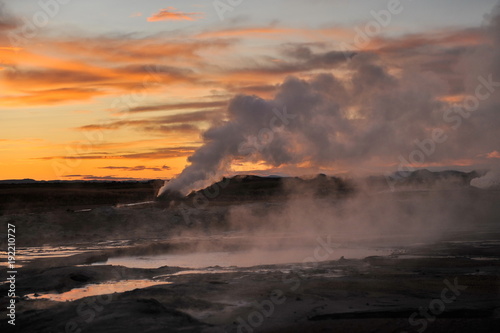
[[0, 0, 499, 182]]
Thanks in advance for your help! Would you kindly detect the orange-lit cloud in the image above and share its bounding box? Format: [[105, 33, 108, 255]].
[[50, 37, 233, 64], [196, 26, 356, 42], [0, 36, 234, 106], [0, 46, 22, 51], [487, 151, 500, 159], [0, 87, 106, 106], [147, 7, 203, 22], [363, 28, 489, 54], [438, 95, 466, 104]]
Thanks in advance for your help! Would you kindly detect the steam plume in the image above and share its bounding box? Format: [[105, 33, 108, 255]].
[[159, 4, 500, 196]]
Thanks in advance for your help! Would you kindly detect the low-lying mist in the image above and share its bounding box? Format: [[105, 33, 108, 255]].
[[165, 176, 500, 267], [232, 188, 495, 244]]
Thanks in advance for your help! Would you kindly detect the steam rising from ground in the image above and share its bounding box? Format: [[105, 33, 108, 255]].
[[160, 3, 500, 197], [227, 185, 497, 249], [160, 179, 500, 269], [471, 170, 500, 189], [156, 4, 500, 266]]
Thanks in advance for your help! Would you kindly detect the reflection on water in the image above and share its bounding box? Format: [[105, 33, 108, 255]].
[[153, 269, 233, 279], [25, 279, 170, 302], [96, 247, 391, 269], [0, 240, 132, 267], [470, 257, 500, 261]]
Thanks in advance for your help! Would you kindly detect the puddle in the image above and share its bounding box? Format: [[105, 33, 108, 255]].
[[153, 269, 233, 279], [309, 271, 345, 278], [74, 209, 92, 213], [171, 269, 232, 276], [0, 240, 132, 267], [0, 246, 80, 267], [25, 279, 170, 302], [396, 255, 457, 259], [470, 257, 500, 261], [94, 247, 391, 269], [396, 254, 500, 260]]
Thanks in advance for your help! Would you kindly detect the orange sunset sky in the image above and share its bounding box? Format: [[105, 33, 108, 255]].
[[1, 0, 499, 181]]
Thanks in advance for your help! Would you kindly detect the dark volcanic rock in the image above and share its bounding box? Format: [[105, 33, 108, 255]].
[[183, 174, 354, 203]]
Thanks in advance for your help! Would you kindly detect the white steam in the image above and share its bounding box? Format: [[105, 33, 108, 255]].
[[160, 3, 500, 196], [471, 170, 500, 189]]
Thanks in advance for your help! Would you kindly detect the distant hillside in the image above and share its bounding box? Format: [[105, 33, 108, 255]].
[[0, 179, 152, 184], [0, 180, 165, 213], [158, 174, 355, 203], [159, 169, 483, 204], [0, 170, 484, 212], [367, 169, 480, 190], [0, 179, 38, 184]]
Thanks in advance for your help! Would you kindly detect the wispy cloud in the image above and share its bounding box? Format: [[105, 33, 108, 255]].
[[0, 32, 232, 106], [147, 7, 203, 22], [76, 110, 219, 132], [127, 101, 227, 113], [99, 165, 171, 172], [487, 151, 500, 159], [0, 87, 105, 106], [196, 27, 292, 39], [62, 175, 144, 181], [35, 147, 197, 161]]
